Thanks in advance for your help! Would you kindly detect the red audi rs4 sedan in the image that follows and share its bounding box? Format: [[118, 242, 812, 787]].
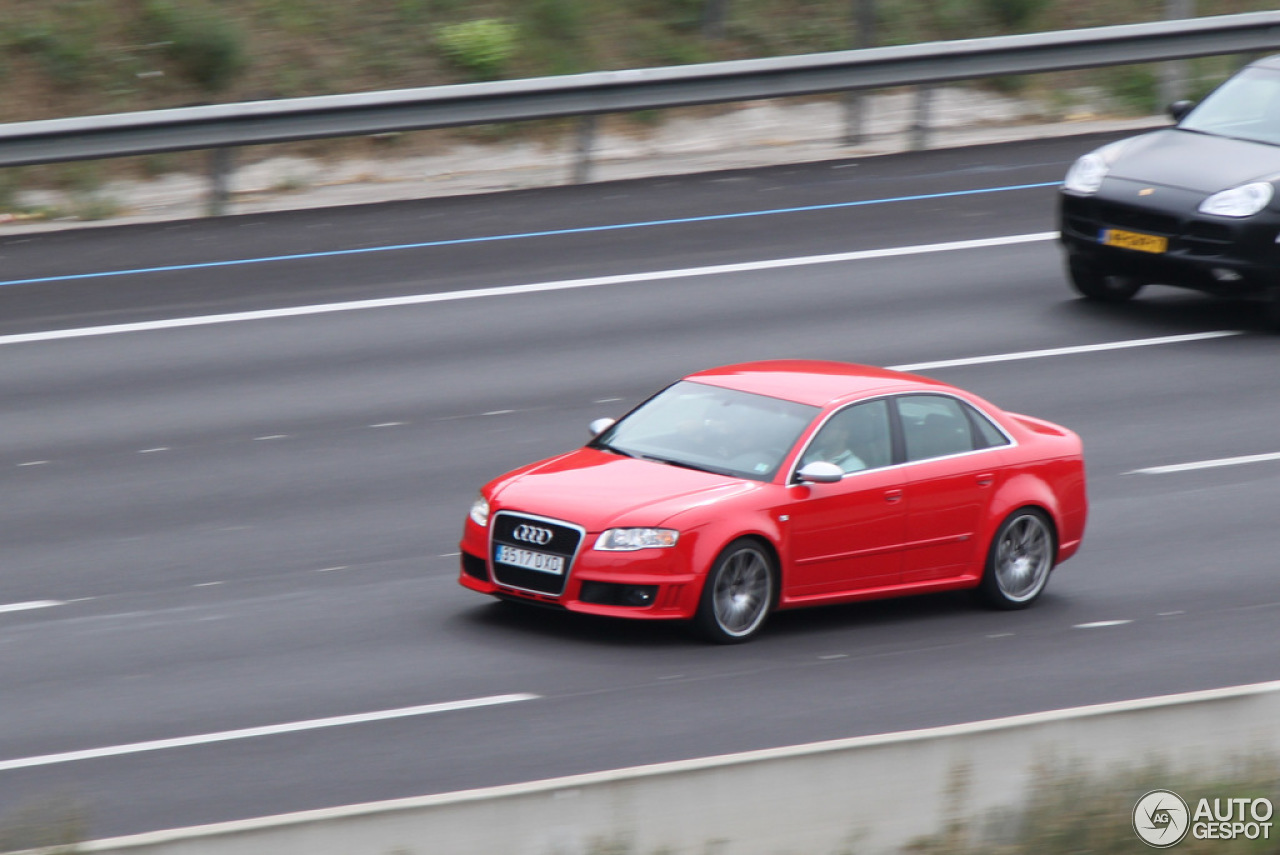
[[459, 360, 1087, 643]]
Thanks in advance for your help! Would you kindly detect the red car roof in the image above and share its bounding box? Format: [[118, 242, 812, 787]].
[[683, 360, 949, 408]]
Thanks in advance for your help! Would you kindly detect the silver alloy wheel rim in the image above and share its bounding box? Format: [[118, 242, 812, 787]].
[[994, 514, 1052, 602], [713, 546, 771, 636]]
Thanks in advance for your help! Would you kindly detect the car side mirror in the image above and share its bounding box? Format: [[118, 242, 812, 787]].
[[588, 418, 616, 437], [1168, 100, 1195, 122], [796, 461, 844, 484]]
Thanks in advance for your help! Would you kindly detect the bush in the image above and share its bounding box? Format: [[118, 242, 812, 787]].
[[979, 0, 1050, 31], [435, 18, 519, 81], [142, 1, 249, 93]]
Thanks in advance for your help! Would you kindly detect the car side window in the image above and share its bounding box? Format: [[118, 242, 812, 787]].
[[799, 399, 892, 473], [898, 395, 980, 462], [965, 402, 1011, 449]]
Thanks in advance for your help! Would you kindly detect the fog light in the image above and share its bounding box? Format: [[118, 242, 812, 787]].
[[622, 586, 657, 607], [579, 582, 659, 607], [1211, 268, 1243, 282]]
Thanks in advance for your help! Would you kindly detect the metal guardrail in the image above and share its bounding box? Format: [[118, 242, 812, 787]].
[[2, 11, 1280, 211]]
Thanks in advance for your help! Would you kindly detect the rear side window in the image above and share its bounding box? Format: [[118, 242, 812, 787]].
[[898, 395, 1008, 462]]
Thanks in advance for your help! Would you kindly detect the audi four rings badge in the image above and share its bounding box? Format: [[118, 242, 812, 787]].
[[512, 524, 554, 545]]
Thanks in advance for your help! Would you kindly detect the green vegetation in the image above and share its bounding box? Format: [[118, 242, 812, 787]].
[[1, 0, 1274, 126], [0, 793, 87, 854], [906, 760, 1280, 855], [435, 18, 519, 80]]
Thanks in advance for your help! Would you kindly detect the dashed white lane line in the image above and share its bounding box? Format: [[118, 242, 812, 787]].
[[1074, 620, 1134, 629], [0, 600, 64, 614], [0, 693, 539, 772], [1128, 450, 1280, 475], [890, 330, 1241, 373]]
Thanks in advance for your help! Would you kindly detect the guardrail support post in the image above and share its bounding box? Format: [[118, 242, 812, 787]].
[[1160, 0, 1195, 105], [572, 115, 597, 184], [910, 85, 934, 150], [842, 0, 877, 145], [207, 147, 234, 216]]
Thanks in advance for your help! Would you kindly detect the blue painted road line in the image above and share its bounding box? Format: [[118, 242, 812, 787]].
[[0, 181, 1060, 288]]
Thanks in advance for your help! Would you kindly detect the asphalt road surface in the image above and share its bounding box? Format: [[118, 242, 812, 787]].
[[1, 132, 1278, 840]]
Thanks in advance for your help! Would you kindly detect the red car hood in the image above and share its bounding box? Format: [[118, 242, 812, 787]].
[[489, 447, 760, 530]]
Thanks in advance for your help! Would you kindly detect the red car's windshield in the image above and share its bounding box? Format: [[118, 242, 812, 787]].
[[592, 381, 818, 481]]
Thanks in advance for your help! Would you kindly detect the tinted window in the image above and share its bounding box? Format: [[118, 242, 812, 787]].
[[1181, 67, 1280, 146], [898, 395, 976, 462], [965, 401, 1011, 449], [798, 399, 892, 473]]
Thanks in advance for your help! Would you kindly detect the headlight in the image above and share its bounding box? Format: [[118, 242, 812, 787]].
[[1199, 182, 1274, 217], [1063, 153, 1110, 195], [469, 495, 490, 526], [595, 528, 679, 551]]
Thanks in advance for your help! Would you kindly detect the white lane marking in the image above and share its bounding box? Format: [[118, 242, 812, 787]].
[[0, 693, 538, 772], [1128, 450, 1280, 475], [138, 447, 170, 453], [0, 600, 64, 614], [369, 422, 405, 428], [253, 434, 290, 441], [1074, 620, 1134, 629], [890, 330, 1241, 373], [0, 233, 1056, 346], [17, 461, 49, 467]]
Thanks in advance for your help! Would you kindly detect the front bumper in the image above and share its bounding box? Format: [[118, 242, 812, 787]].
[[1059, 182, 1280, 297], [458, 521, 704, 620]]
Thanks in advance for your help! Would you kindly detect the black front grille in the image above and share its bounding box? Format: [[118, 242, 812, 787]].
[[1182, 220, 1235, 256], [1095, 201, 1179, 236], [490, 512, 584, 596]]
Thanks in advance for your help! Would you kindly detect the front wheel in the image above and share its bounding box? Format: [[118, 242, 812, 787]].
[[978, 509, 1055, 610], [1067, 257, 1143, 303], [694, 539, 776, 643]]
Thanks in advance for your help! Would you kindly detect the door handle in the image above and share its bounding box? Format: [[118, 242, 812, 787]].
[[884, 489, 903, 502], [976, 474, 994, 487]]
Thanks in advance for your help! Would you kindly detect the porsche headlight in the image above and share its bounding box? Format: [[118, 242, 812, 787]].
[[469, 495, 490, 526], [595, 528, 680, 551], [1199, 182, 1274, 217], [1063, 152, 1110, 195]]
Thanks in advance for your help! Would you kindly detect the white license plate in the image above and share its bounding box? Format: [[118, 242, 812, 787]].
[[496, 545, 565, 575]]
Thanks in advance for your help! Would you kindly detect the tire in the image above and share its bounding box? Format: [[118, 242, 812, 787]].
[[1067, 257, 1143, 303], [694, 539, 776, 643], [1262, 287, 1280, 332], [978, 509, 1055, 610]]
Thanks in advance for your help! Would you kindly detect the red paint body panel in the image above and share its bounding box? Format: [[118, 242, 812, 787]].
[[458, 361, 1088, 627]]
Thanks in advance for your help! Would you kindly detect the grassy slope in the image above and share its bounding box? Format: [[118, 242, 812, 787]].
[[2, 0, 1274, 126]]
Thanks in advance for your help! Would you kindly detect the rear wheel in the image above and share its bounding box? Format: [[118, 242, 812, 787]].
[[1067, 257, 1143, 302], [979, 509, 1055, 609], [694, 539, 775, 643]]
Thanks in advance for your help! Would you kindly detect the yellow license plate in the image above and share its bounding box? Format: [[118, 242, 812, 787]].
[[1101, 228, 1167, 254]]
